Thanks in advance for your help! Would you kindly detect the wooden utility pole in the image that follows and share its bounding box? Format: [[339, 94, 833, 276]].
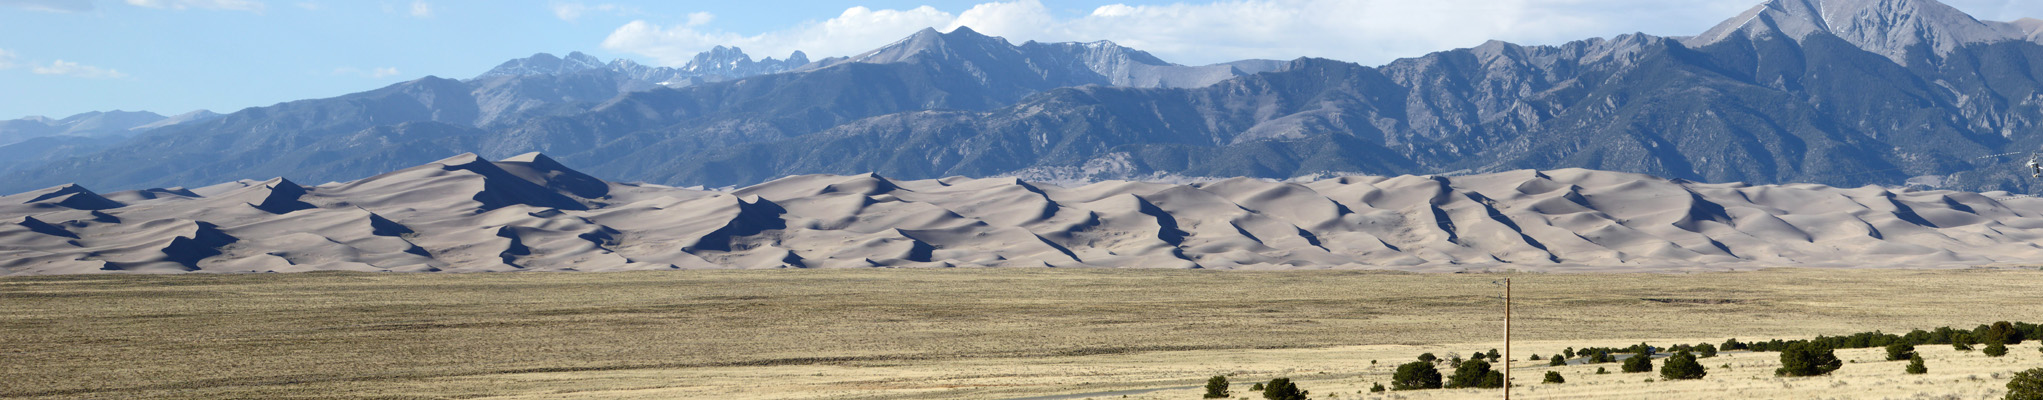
[[1504, 277, 1512, 400]]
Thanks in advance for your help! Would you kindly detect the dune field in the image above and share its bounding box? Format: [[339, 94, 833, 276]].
[[8, 153, 2043, 274]]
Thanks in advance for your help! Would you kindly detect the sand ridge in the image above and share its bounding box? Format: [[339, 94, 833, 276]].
[[4, 154, 2043, 274]]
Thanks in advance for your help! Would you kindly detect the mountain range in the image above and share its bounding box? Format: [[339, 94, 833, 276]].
[[7, 153, 2041, 274], [8, 0, 2043, 197]]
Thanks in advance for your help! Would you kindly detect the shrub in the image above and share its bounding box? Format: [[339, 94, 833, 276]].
[[1203, 375, 1230, 399], [1629, 342, 1656, 358], [1250, 382, 1264, 391], [1886, 343, 1916, 361], [1722, 338, 1746, 350], [1488, 349, 1502, 360], [1563, 347, 1576, 359], [1987, 342, 2010, 357], [1590, 350, 1614, 364], [1776, 342, 1843, 377], [1543, 370, 1564, 384], [2007, 368, 2043, 400], [1370, 382, 1385, 393], [1392, 361, 1442, 391], [1698, 343, 1718, 358], [1549, 356, 1566, 367], [1596, 367, 1608, 374], [1906, 354, 1927, 375], [1531, 354, 1543, 361], [1447, 359, 1502, 389], [1418, 353, 1436, 363], [1989, 321, 2025, 345], [1261, 378, 1306, 400], [1660, 351, 1706, 380], [1621, 353, 1653, 373]]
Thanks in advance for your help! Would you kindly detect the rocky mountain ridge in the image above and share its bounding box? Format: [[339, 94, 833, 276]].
[[10, 0, 2043, 197]]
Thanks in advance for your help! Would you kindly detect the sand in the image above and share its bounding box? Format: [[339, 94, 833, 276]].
[[5, 153, 2043, 274]]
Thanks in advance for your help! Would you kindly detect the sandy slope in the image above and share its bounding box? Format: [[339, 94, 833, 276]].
[[5, 153, 2043, 274]]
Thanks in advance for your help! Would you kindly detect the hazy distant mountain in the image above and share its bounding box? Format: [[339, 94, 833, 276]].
[[16, 0, 2043, 195], [1, 110, 166, 146], [128, 110, 222, 132], [9, 153, 2043, 274], [801, 27, 1287, 89], [0, 110, 225, 174], [474, 47, 809, 88]]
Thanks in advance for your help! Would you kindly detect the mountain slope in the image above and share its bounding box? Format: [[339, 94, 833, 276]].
[[7, 154, 2043, 274], [15, 0, 2043, 195]]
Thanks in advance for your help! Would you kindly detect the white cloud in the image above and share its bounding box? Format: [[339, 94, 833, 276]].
[[125, 0, 265, 12], [685, 11, 713, 27], [0, 0, 93, 13], [0, 49, 15, 69], [551, 1, 641, 22], [601, 0, 1775, 66], [34, 60, 127, 79], [370, 67, 400, 78], [407, 0, 431, 17], [294, 1, 318, 11]]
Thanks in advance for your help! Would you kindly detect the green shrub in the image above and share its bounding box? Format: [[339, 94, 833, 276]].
[[1595, 367, 1608, 374], [1260, 378, 1306, 400], [1203, 375, 1230, 398], [1369, 382, 1385, 393], [1392, 361, 1442, 391], [1418, 353, 1436, 363], [1250, 382, 1264, 391], [1487, 349, 1501, 360], [1549, 356, 1566, 367], [1886, 343, 1916, 361], [1446, 359, 1495, 387], [1621, 353, 1653, 373], [1698, 343, 1718, 358], [1531, 354, 1543, 361], [1988, 321, 2024, 345], [1775, 342, 1843, 377], [1563, 347, 1576, 359], [2007, 368, 2043, 400], [1629, 342, 1656, 358], [1479, 370, 1503, 389], [1543, 370, 1564, 384], [1987, 342, 2009, 357], [1590, 350, 1614, 364], [1905, 354, 1926, 375], [1660, 351, 1706, 380]]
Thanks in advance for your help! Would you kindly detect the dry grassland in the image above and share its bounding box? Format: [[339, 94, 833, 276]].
[[1, 267, 2040, 399]]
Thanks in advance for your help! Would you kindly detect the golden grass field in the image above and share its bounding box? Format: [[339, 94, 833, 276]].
[[3, 267, 2041, 399]]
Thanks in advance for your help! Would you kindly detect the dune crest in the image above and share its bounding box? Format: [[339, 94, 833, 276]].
[[4, 157, 2043, 274]]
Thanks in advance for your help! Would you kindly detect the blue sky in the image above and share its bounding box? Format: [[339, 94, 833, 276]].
[[3, 0, 2041, 119]]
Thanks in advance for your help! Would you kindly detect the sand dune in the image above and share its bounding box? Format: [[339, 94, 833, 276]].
[[5, 154, 2043, 274]]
